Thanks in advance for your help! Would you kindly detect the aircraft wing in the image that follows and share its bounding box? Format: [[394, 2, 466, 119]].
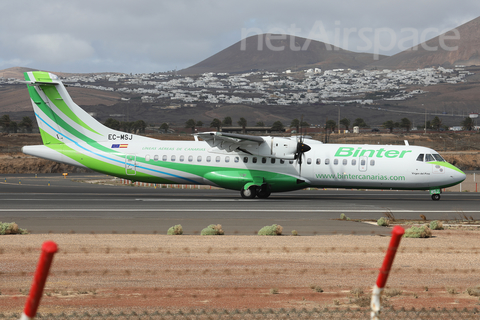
[[197, 132, 265, 153]]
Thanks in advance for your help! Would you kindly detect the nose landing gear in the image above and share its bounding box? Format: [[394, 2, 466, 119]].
[[430, 188, 441, 201]]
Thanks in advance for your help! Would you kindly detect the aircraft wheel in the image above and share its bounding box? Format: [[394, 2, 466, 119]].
[[431, 194, 441, 201], [257, 189, 271, 199], [241, 186, 257, 199]]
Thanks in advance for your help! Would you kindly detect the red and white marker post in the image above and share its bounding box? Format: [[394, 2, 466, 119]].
[[20, 241, 58, 320], [371, 226, 405, 320]]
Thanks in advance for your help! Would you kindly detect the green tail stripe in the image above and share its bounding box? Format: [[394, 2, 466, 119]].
[[29, 85, 114, 155], [41, 85, 101, 135], [31, 71, 52, 82]]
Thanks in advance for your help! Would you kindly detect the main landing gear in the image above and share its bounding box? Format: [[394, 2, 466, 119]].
[[240, 185, 271, 199]]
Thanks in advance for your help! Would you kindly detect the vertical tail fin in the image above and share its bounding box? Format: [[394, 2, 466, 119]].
[[24, 71, 109, 145]]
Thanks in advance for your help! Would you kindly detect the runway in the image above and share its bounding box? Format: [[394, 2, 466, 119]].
[[1, 173, 479, 235]]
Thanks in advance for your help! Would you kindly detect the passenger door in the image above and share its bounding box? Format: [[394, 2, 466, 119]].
[[359, 156, 368, 172], [125, 154, 136, 175]]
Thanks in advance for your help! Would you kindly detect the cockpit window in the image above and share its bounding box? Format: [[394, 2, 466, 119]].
[[432, 154, 445, 162], [425, 154, 435, 162], [416, 154, 424, 162]]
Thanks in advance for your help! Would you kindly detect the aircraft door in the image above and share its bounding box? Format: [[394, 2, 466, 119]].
[[359, 156, 368, 172], [125, 154, 136, 175]]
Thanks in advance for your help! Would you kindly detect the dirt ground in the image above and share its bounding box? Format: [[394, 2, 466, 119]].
[[1, 228, 480, 315]]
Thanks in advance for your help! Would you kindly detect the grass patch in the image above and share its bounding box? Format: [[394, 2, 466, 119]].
[[404, 225, 432, 238], [429, 220, 444, 230], [0, 222, 28, 235], [167, 224, 183, 235], [200, 224, 224, 236], [258, 224, 283, 236], [377, 217, 389, 227]]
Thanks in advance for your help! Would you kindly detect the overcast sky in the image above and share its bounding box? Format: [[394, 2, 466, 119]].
[[1, 0, 479, 74]]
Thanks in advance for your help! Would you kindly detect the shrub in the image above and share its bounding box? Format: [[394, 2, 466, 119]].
[[446, 287, 458, 295], [429, 220, 444, 230], [314, 286, 323, 293], [377, 217, 389, 227], [258, 224, 283, 236], [340, 213, 346, 220], [466, 286, 480, 296], [0, 222, 28, 235], [200, 224, 224, 236], [404, 226, 432, 238], [350, 287, 364, 297], [384, 288, 402, 297], [269, 288, 279, 294], [352, 296, 370, 307], [291, 230, 298, 236], [167, 224, 183, 235]]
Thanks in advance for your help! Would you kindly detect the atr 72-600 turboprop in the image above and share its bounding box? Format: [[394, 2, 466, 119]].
[[22, 71, 465, 200]]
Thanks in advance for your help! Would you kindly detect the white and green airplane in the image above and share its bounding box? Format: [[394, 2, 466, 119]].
[[22, 71, 465, 200]]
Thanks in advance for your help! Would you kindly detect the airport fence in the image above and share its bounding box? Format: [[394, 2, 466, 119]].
[[2, 307, 480, 319]]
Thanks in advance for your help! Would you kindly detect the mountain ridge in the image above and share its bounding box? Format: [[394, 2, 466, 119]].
[[179, 34, 387, 74]]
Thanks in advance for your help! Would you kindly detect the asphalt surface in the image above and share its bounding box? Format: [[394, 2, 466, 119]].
[[1, 173, 479, 235]]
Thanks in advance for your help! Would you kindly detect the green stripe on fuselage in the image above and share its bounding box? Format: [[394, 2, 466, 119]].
[[428, 161, 465, 174]]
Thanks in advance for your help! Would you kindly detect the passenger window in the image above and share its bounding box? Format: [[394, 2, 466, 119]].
[[243, 157, 248, 163], [316, 158, 321, 165], [262, 157, 267, 164], [334, 159, 338, 165], [361, 159, 366, 166], [206, 156, 211, 162], [216, 156, 221, 163], [352, 159, 356, 165], [307, 158, 312, 165], [162, 155, 167, 161], [188, 155, 193, 162], [179, 155, 184, 162], [325, 159, 330, 165], [280, 159, 285, 164], [234, 156, 239, 163], [425, 154, 434, 162], [271, 158, 276, 164], [197, 156, 202, 162], [171, 155, 176, 161], [342, 159, 347, 165], [225, 156, 230, 163], [154, 155, 159, 161], [416, 154, 424, 162], [253, 157, 257, 163], [370, 159, 375, 166], [145, 154, 150, 162]]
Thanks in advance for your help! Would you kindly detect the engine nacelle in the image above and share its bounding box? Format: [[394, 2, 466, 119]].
[[267, 137, 298, 160]]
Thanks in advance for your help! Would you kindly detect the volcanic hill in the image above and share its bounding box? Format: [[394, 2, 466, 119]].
[[368, 16, 480, 69], [179, 34, 386, 74]]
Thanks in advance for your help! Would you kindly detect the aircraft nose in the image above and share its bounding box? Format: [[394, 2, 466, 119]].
[[452, 168, 466, 184]]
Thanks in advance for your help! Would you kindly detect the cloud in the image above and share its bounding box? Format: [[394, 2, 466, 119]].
[[17, 34, 94, 65], [0, 0, 479, 73]]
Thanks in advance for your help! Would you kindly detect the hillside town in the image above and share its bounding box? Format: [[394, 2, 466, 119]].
[[1, 66, 472, 109]]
